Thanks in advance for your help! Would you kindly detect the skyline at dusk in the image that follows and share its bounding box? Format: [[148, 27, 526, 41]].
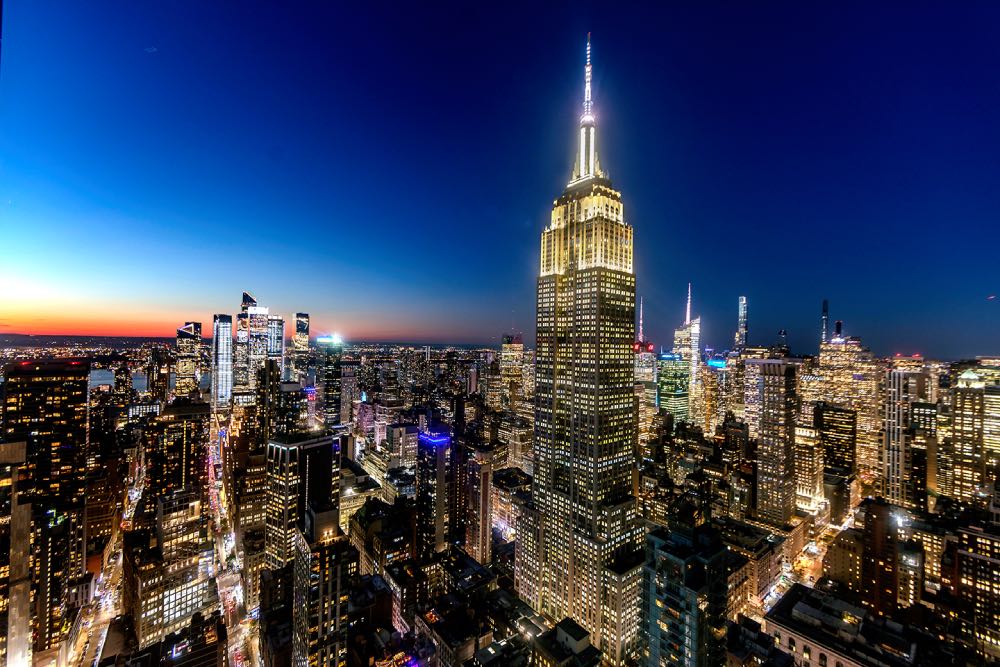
[[3, 2, 1000, 357]]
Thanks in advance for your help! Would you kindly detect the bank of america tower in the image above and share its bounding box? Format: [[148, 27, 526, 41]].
[[520, 36, 642, 666]]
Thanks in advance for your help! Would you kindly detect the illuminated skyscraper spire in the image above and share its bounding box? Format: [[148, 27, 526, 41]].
[[685, 282, 692, 326], [639, 296, 645, 342], [573, 33, 601, 183], [584, 32, 593, 117], [527, 36, 639, 665]]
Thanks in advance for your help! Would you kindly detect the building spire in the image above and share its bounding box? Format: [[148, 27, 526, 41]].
[[584, 32, 593, 117], [685, 283, 692, 326], [639, 296, 644, 342], [572, 33, 600, 183]]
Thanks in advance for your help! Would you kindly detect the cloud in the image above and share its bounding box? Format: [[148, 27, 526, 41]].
[[145, 46, 158, 54]]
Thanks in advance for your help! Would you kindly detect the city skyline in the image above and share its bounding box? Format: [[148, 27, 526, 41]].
[[5, 9, 1000, 667], [3, 3, 1000, 357]]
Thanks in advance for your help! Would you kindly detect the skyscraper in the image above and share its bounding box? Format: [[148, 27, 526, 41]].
[[265, 434, 338, 569], [292, 508, 357, 667], [235, 311, 251, 391], [415, 430, 453, 563], [673, 284, 702, 425], [500, 333, 525, 410], [0, 441, 31, 667], [807, 325, 881, 482], [175, 321, 202, 398], [465, 447, 493, 565], [211, 314, 233, 408], [234, 291, 259, 392], [820, 298, 829, 344], [656, 353, 689, 424], [292, 312, 309, 381], [2, 360, 90, 654], [814, 401, 857, 474], [526, 37, 641, 663], [266, 314, 285, 374], [947, 369, 986, 502], [882, 364, 927, 508], [641, 523, 728, 667], [317, 335, 343, 431], [734, 295, 748, 350], [748, 359, 797, 527]]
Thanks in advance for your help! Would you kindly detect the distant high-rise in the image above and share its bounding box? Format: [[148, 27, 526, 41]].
[[734, 295, 748, 350], [292, 313, 309, 381], [860, 497, 898, 617], [465, 447, 493, 565], [656, 353, 689, 424], [234, 312, 251, 391], [526, 37, 641, 664], [794, 424, 824, 512], [211, 314, 233, 408], [807, 325, 881, 482], [248, 300, 270, 390], [317, 335, 343, 431], [266, 314, 285, 374], [234, 291, 266, 391], [882, 364, 927, 508], [673, 284, 702, 425], [500, 333, 525, 410], [821, 299, 829, 344], [415, 430, 453, 562], [814, 401, 857, 474], [175, 322, 202, 397], [748, 359, 797, 527], [947, 370, 986, 502], [150, 400, 211, 499]]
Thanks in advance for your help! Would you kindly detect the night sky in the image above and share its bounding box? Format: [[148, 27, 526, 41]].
[[2, 2, 999, 358]]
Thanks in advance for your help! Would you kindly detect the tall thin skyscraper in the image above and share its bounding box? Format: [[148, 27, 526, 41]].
[[248, 303, 269, 390], [317, 335, 343, 431], [235, 311, 251, 391], [882, 364, 927, 508], [947, 369, 986, 502], [292, 313, 309, 380], [821, 299, 829, 345], [175, 321, 202, 397], [266, 314, 285, 374], [734, 295, 748, 350], [525, 37, 641, 665], [234, 292, 256, 391], [748, 359, 797, 527], [674, 285, 702, 425], [211, 314, 233, 408]]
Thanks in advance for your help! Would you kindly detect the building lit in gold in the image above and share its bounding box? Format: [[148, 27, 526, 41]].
[[521, 36, 641, 666]]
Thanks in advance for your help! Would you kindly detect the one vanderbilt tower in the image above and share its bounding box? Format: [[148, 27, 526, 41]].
[[520, 35, 642, 666]]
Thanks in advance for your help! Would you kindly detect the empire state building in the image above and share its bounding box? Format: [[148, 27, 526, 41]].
[[517, 36, 642, 666]]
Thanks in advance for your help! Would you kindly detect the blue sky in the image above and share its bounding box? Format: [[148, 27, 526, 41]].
[[2, 2, 999, 357]]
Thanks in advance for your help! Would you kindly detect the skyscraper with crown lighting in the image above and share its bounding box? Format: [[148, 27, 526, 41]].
[[521, 36, 641, 666]]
